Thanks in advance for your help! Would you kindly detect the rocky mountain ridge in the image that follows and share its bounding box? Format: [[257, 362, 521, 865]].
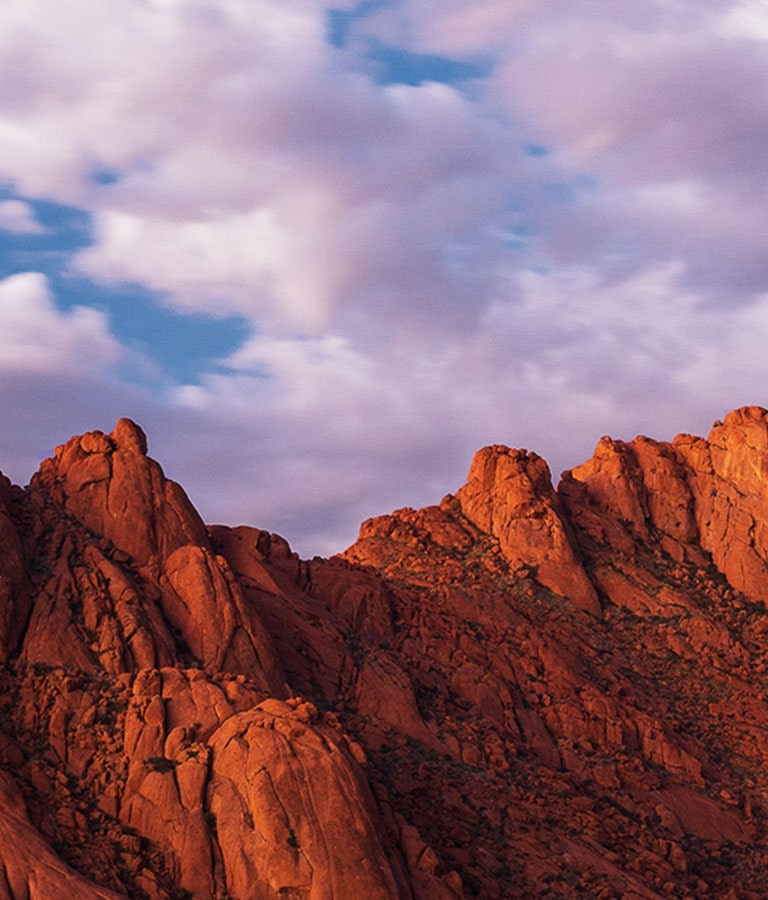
[[2, 408, 768, 897]]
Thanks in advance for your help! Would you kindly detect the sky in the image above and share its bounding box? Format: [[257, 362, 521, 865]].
[[1, 0, 768, 557]]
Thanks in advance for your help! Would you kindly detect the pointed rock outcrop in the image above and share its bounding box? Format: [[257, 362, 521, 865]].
[[676, 406, 768, 600], [23, 419, 287, 691], [37, 418, 207, 569], [456, 446, 600, 614]]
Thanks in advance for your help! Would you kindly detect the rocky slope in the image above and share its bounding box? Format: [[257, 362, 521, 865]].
[[3, 409, 768, 897]]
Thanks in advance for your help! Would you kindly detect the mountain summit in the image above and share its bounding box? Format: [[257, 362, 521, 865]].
[[2, 409, 768, 897]]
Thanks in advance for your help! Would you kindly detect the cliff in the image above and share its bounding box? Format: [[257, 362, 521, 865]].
[[2, 409, 768, 897]]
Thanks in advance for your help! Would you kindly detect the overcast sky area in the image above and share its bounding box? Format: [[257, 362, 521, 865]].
[[1, 0, 768, 556]]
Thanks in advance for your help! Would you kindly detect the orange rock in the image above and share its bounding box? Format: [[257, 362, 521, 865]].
[[0, 770, 123, 899], [558, 433, 699, 553], [456, 446, 600, 614], [22, 420, 288, 693], [676, 407, 768, 601], [356, 648, 436, 746], [39, 419, 209, 569], [207, 699, 411, 899], [0, 474, 28, 662], [6, 411, 768, 899]]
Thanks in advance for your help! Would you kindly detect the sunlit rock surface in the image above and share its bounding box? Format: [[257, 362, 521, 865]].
[[3, 410, 768, 897]]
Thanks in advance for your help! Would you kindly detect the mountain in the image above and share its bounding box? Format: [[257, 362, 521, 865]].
[[2, 408, 768, 897]]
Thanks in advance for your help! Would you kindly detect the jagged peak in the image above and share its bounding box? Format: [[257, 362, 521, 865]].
[[53, 417, 147, 458], [720, 404, 768, 426], [111, 417, 148, 455]]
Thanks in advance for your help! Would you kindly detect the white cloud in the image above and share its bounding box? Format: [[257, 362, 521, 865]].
[[143, 257, 767, 555], [5, 0, 760, 345], [0, 273, 121, 374], [1, 0, 765, 326], [346, 1, 768, 301], [717, 0, 768, 40], [0, 199, 44, 234], [71, 73, 522, 334]]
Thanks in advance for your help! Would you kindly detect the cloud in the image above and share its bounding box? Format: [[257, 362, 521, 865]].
[[719, 0, 768, 39], [143, 257, 768, 556], [3, 0, 766, 332], [0, 273, 121, 373], [0, 199, 44, 233], [12, 0, 763, 346], [0, 1, 329, 194], [349, 1, 768, 300], [71, 74, 525, 336], [0, 0, 537, 337]]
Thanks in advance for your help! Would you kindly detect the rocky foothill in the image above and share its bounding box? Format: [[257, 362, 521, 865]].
[[3, 408, 768, 897]]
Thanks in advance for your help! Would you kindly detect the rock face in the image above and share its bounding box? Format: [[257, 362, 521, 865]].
[[456, 446, 600, 614], [25, 419, 286, 685], [5, 410, 768, 897]]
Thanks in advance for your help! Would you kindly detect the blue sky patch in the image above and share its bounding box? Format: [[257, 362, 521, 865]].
[[88, 167, 123, 186], [366, 42, 493, 86], [327, 0, 394, 48], [327, 4, 493, 87], [55, 281, 252, 385], [0, 193, 92, 257], [0, 196, 93, 294]]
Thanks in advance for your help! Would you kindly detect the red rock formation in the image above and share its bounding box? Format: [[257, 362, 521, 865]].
[[0, 770, 123, 899], [38, 418, 208, 568], [24, 419, 287, 690], [455, 446, 600, 614], [0, 474, 28, 662], [677, 406, 768, 599], [5, 411, 768, 897], [208, 697, 409, 899]]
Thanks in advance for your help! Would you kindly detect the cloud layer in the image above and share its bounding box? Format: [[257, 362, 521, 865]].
[[1, 1, 767, 555]]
